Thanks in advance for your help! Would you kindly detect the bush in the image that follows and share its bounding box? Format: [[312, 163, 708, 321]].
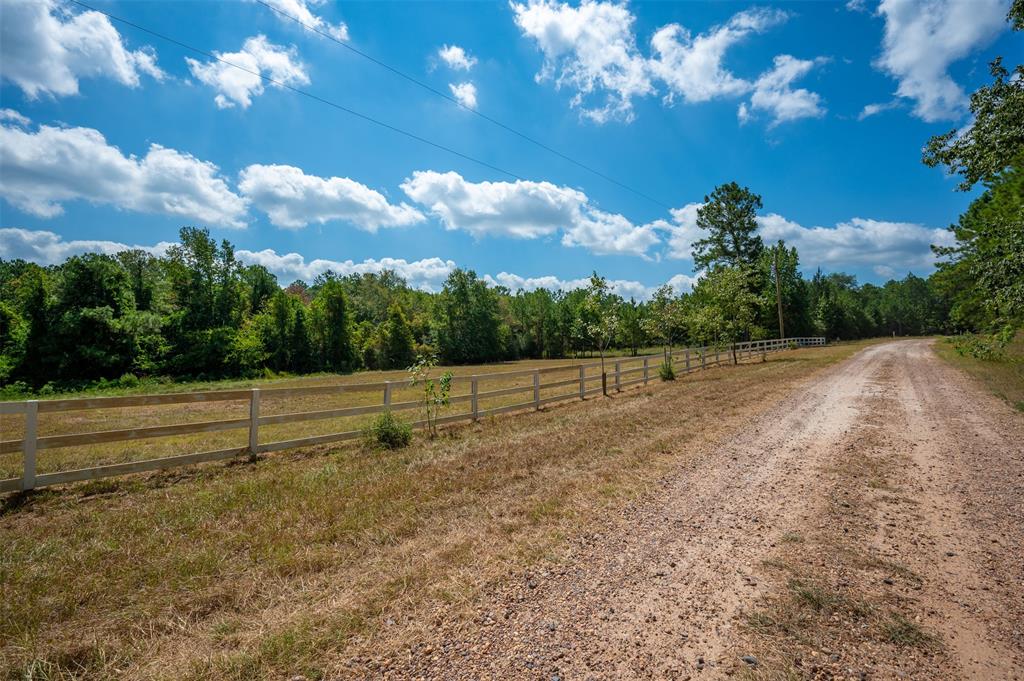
[[658, 358, 676, 381], [364, 410, 412, 450]]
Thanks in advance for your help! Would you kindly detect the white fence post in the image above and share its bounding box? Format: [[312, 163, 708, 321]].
[[643, 357, 649, 385], [471, 377, 479, 421], [383, 381, 392, 408], [701, 348, 706, 371], [22, 400, 38, 491], [533, 370, 540, 409], [248, 389, 260, 460], [579, 365, 585, 400], [685, 349, 690, 372], [615, 361, 621, 392]]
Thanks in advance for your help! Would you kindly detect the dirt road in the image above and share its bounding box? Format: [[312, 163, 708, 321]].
[[391, 340, 1023, 680]]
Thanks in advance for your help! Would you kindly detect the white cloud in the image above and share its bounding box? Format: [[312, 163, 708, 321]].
[[560, 209, 661, 258], [874, 0, 1008, 121], [0, 227, 174, 265], [236, 249, 456, 290], [757, 213, 955, 273], [663, 202, 704, 260], [0, 116, 248, 228], [846, 0, 869, 11], [400, 170, 661, 257], [186, 35, 309, 109], [438, 44, 477, 70], [258, 0, 349, 41], [449, 81, 478, 108], [512, 2, 795, 123], [485, 270, 693, 299], [511, 0, 654, 123], [742, 55, 828, 127], [663, 202, 951, 275], [649, 8, 788, 104], [858, 99, 900, 120], [0, 109, 31, 126], [401, 170, 584, 239], [0, 0, 163, 99], [238, 164, 424, 231]]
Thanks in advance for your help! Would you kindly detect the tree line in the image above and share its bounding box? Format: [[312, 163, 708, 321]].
[[0, 2, 1019, 391], [0, 219, 949, 392]]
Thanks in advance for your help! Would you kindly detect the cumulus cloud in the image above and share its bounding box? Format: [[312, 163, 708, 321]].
[[649, 8, 788, 104], [0, 115, 248, 227], [757, 214, 955, 272], [511, 0, 654, 122], [0, 0, 163, 99], [186, 35, 309, 109], [449, 81, 478, 108], [0, 227, 174, 265], [662, 203, 950, 275], [741, 55, 828, 127], [238, 164, 424, 231], [236, 249, 456, 290], [438, 44, 477, 70], [401, 170, 661, 257], [874, 0, 1008, 121], [258, 0, 348, 41], [512, 1, 797, 124], [560, 209, 661, 258], [401, 170, 584, 239], [483, 271, 675, 299]]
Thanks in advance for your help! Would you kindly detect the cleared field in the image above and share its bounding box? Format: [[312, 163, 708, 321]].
[[0, 344, 770, 484], [0, 341, 870, 680]]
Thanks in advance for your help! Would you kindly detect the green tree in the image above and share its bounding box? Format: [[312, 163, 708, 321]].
[[684, 267, 765, 346], [583, 273, 619, 394], [693, 182, 765, 270], [434, 269, 501, 364], [379, 303, 416, 369], [642, 284, 685, 359], [0, 301, 28, 384], [311, 277, 355, 372]]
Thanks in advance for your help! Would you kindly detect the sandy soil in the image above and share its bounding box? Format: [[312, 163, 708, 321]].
[[380, 340, 1023, 680]]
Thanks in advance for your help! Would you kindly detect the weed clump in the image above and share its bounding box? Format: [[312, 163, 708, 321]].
[[364, 411, 412, 450], [658, 359, 676, 381]]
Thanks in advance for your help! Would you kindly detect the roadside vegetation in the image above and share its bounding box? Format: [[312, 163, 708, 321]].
[[0, 341, 875, 680], [936, 331, 1024, 411]]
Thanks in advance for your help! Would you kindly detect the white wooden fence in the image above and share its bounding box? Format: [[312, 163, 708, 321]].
[[0, 337, 824, 493]]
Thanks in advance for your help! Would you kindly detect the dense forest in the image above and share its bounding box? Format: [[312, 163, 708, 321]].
[[0, 4, 1020, 393]]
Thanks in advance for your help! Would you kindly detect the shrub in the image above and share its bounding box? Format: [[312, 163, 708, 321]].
[[364, 410, 412, 450], [658, 358, 676, 381]]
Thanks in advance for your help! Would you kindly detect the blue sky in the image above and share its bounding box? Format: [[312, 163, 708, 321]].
[[0, 0, 1018, 297]]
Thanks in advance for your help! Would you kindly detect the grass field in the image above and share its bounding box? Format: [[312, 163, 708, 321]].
[[0, 349, 740, 481], [0, 341, 874, 680], [933, 332, 1024, 412]]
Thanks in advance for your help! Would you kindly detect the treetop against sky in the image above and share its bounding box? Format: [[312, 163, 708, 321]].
[[0, 0, 1019, 297]]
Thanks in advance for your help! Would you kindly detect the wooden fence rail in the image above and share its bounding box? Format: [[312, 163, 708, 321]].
[[0, 337, 824, 493]]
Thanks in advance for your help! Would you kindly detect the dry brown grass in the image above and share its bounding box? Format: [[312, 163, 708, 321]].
[[0, 342, 872, 680]]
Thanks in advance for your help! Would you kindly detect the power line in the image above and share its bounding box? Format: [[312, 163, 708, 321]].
[[254, 0, 673, 210], [67, 0, 524, 181]]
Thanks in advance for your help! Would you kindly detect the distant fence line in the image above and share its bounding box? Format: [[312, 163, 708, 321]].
[[0, 337, 825, 493]]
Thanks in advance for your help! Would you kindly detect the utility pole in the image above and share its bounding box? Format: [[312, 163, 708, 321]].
[[774, 246, 785, 339]]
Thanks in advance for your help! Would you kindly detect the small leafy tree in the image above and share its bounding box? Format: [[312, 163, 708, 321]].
[[408, 354, 453, 438], [583, 273, 619, 395], [643, 284, 685, 363]]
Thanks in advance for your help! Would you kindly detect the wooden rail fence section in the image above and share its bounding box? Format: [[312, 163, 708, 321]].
[[0, 337, 824, 492]]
